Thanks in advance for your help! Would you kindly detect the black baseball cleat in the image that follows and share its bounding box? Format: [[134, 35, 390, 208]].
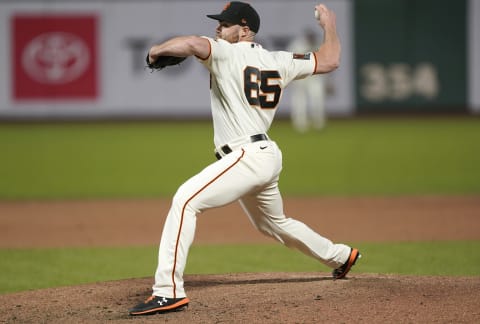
[[332, 248, 361, 280], [129, 295, 190, 316]]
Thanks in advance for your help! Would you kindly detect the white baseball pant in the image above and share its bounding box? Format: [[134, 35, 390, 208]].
[[152, 137, 351, 298]]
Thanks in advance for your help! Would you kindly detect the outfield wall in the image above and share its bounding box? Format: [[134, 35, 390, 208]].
[[0, 0, 353, 119], [355, 0, 467, 113], [0, 0, 478, 119]]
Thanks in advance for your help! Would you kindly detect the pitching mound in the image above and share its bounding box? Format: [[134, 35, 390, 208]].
[[1, 272, 479, 323]]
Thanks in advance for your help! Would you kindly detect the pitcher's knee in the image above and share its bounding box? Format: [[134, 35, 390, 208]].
[[172, 186, 199, 214], [252, 218, 289, 243]]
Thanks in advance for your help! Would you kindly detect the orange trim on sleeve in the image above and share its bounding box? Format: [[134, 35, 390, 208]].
[[195, 38, 212, 61], [312, 52, 318, 75]]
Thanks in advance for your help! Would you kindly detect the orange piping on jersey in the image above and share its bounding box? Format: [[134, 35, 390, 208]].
[[171, 149, 245, 298], [312, 52, 318, 75], [196, 39, 212, 61]]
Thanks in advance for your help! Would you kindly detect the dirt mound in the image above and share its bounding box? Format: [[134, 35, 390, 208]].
[[1, 273, 479, 323]]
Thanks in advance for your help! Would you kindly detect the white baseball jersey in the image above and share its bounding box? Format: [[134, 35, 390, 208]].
[[199, 37, 316, 147]]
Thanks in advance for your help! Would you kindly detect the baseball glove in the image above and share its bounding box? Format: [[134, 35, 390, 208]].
[[146, 53, 186, 71]]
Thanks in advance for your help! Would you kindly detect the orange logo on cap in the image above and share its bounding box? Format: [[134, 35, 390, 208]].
[[223, 2, 231, 11]]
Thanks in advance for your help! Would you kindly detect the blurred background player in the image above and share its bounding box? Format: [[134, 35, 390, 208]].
[[288, 28, 327, 132]]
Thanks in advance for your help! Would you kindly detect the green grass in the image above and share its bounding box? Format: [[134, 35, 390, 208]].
[[0, 121, 213, 199], [1, 241, 479, 294], [271, 117, 480, 195], [0, 117, 479, 199], [0, 247, 157, 294]]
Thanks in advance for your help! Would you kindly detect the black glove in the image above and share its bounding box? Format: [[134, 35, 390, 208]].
[[145, 53, 186, 71]]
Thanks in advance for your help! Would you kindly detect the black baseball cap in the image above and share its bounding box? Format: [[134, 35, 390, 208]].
[[207, 1, 260, 33]]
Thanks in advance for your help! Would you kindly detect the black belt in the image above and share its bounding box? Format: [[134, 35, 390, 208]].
[[215, 134, 268, 160]]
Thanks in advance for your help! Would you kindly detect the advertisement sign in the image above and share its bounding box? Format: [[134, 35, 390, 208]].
[[12, 14, 98, 101]]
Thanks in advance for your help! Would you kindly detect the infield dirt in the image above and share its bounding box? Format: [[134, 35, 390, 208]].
[[1, 196, 479, 323]]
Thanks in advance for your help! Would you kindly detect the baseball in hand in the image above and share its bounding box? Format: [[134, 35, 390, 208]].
[[315, 9, 320, 20]]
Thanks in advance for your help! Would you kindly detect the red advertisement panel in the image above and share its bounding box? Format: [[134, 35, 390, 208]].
[[12, 14, 98, 100]]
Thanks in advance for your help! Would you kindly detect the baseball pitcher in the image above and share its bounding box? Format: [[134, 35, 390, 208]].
[[130, 1, 361, 316]]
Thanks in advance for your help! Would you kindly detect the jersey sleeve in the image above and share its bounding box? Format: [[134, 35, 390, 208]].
[[197, 37, 230, 73], [275, 51, 317, 85]]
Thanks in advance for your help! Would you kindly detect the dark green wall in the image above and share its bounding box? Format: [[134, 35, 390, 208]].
[[355, 0, 467, 112]]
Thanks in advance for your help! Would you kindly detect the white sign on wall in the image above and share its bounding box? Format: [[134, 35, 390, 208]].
[[469, 0, 480, 113]]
